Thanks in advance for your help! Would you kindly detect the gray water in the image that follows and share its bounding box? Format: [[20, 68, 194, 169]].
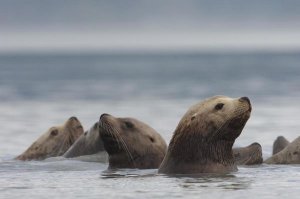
[[1, 52, 300, 198]]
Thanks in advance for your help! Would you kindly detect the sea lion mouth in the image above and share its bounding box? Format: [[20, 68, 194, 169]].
[[213, 109, 251, 142], [98, 124, 120, 153], [99, 116, 136, 167], [227, 110, 250, 129]]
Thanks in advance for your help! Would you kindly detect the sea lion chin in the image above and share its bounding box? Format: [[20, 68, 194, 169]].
[[99, 114, 167, 169], [158, 96, 252, 174]]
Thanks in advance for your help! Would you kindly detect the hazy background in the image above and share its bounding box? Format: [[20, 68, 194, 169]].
[[1, 0, 300, 52], [1, 0, 300, 154]]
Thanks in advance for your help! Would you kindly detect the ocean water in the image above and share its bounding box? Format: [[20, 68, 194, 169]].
[[0, 52, 300, 198]]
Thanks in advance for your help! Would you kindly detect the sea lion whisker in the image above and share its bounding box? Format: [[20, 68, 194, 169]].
[[104, 123, 122, 149], [114, 128, 136, 166], [103, 122, 129, 160], [210, 110, 249, 141], [108, 126, 123, 150], [105, 123, 136, 166]]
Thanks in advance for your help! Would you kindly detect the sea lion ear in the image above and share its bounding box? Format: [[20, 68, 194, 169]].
[[191, 113, 197, 121], [50, 129, 59, 136], [149, 137, 155, 143]]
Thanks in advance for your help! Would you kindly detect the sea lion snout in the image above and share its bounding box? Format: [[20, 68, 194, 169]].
[[239, 96, 250, 104], [100, 113, 110, 120], [69, 116, 79, 121], [239, 96, 251, 111], [250, 142, 261, 147]]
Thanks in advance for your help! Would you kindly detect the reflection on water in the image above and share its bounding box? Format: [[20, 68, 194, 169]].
[[101, 168, 157, 179], [166, 173, 251, 190], [180, 176, 251, 190], [100, 168, 252, 191]]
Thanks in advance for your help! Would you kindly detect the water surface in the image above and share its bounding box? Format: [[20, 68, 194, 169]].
[[1, 52, 300, 198]]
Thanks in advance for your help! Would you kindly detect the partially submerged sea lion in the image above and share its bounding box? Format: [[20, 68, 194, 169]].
[[233, 143, 263, 165], [16, 117, 84, 161], [265, 136, 300, 164], [158, 96, 252, 174], [63, 122, 105, 158], [99, 113, 167, 169], [272, 136, 290, 155]]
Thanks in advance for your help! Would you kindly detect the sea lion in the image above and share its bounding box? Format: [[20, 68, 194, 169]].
[[99, 113, 167, 169], [272, 136, 290, 155], [158, 96, 252, 174], [265, 136, 300, 164], [63, 122, 105, 158], [16, 117, 84, 161], [233, 143, 263, 165]]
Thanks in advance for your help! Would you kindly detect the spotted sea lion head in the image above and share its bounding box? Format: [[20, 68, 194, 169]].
[[176, 96, 251, 142]]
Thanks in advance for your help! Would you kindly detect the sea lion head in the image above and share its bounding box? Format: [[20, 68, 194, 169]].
[[99, 114, 167, 169], [272, 136, 290, 155], [16, 117, 84, 161], [63, 121, 105, 158], [233, 142, 263, 165], [159, 96, 252, 174], [176, 95, 251, 142]]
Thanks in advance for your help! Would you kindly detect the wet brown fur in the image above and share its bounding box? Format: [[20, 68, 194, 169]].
[[265, 136, 300, 164], [158, 96, 252, 174], [15, 117, 83, 161], [272, 136, 290, 155], [233, 142, 263, 165], [99, 114, 167, 169]]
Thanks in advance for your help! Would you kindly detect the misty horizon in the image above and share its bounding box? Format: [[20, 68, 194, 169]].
[[1, 0, 300, 52]]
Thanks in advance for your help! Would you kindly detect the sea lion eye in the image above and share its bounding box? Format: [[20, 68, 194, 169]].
[[191, 116, 196, 121], [215, 103, 224, 110], [149, 137, 155, 142], [125, 121, 134, 128], [50, 129, 59, 136]]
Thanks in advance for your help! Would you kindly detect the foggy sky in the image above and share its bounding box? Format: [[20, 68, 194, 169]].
[[1, 0, 300, 52]]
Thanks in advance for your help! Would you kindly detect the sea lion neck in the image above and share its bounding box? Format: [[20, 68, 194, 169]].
[[168, 132, 235, 165], [108, 153, 136, 169]]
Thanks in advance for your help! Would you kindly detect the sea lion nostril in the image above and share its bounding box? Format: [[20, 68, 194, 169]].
[[239, 97, 250, 104], [69, 116, 78, 121], [100, 113, 110, 120], [240, 97, 252, 111]]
